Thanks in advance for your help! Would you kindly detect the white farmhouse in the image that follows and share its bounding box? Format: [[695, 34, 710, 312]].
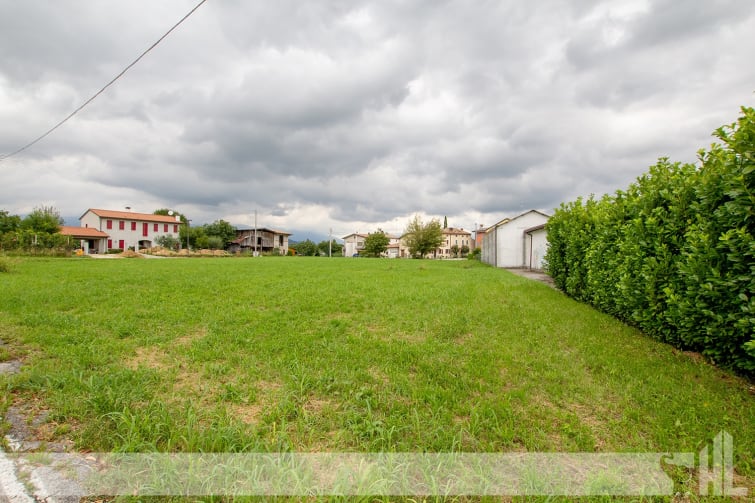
[[481, 210, 550, 269], [75, 208, 183, 253]]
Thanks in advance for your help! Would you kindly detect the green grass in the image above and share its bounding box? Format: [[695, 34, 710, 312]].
[[0, 257, 753, 496]]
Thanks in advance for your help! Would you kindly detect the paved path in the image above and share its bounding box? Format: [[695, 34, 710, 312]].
[[503, 267, 556, 288]]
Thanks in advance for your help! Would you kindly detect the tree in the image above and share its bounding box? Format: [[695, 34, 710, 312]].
[[403, 215, 443, 258], [20, 206, 64, 234], [461, 244, 470, 257], [294, 239, 318, 256], [443, 216, 448, 229], [0, 210, 21, 234], [155, 235, 180, 250], [450, 244, 460, 257], [318, 239, 343, 256], [364, 229, 389, 257], [206, 236, 225, 250], [153, 208, 188, 223], [203, 220, 236, 245]]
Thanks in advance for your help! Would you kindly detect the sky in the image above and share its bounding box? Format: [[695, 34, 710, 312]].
[[1, 0, 754, 240]]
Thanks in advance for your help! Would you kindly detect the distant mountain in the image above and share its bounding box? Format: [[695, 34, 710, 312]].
[[287, 230, 342, 244]]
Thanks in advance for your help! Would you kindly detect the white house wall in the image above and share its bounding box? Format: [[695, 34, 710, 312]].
[[494, 212, 549, 268], [81, 211, 182, 251], [524, 228, 548, 270]]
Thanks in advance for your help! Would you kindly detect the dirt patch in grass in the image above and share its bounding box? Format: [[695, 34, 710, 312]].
[[368, 366, 390, 386], [174, 328, 208, 346], [302, 397, 333, 415], [227, 379, 286, 425], [172, 364, 205, 397], [228, 403, 264, 424], [125, 346, 167, 370]]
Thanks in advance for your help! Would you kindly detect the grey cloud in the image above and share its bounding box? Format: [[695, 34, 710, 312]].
[[2, 1, 755, 232]]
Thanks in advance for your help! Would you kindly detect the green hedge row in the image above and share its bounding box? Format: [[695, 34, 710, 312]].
[[545, 107, 755, 376]]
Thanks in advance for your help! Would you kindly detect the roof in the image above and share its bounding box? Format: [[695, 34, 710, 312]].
[[492, 210, 550, 229], [342, 233, 368, 239], [236, 227, 292, 236], [59, 226, 109, 238], [81, 208, 182, 224], [524, 223, 547, 233], [442, 227, 471, 235]]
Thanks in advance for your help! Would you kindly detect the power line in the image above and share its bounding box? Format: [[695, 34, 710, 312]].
[[0, 0, 209, 162]]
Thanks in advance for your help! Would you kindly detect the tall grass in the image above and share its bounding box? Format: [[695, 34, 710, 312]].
[[0, 257, 752, 490]]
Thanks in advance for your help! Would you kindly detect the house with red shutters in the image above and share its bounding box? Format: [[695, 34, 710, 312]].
[[63, 208, 184, 253]]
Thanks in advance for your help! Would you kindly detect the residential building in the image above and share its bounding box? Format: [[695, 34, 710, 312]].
[[342, 233, 367, 257], [71, 208, 183, 253], [385, 234, 401, 258], [230, 227, 291, 255], [59, 226, 109, 253], [473, 224, 488, 249], [436, 227, 472, 258], [481, 210, 550, 269]]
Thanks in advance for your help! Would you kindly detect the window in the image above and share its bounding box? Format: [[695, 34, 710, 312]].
[[153, 223, 158, 232], [119, 221, 125, 230], [174, 224, 178, 233], [107, 239, 113, 249], [106, 220, 112, 230], [131, 221, 136, 231], [142, 223, 148, 237], [118, 239, 124, 249], [164, 223, 168, 233]]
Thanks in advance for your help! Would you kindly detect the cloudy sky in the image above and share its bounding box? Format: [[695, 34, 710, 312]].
[[1, 0, 754, 238]]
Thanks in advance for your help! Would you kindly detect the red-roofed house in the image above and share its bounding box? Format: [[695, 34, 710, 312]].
[[58, 225, 109, 253], [70, 208, 183, 253]]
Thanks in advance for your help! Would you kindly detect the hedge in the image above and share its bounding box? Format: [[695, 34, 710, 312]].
[[545, 107, 755, 376]]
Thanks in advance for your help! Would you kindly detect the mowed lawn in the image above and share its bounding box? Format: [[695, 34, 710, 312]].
[[0, 257, 753, 480]]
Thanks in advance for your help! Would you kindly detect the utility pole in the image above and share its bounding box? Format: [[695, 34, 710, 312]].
[[253, 209, 258, 256], [186, 219, 191, 251]]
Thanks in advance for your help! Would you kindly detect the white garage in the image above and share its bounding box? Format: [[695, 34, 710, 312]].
[[481, 210, 550, 269]]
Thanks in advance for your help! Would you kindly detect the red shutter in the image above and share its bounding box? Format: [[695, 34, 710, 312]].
[[142, 223, 148, 236], [106, 220, 112, 229], [164, 223, 168, 232], [174, 224, 178, 233], [119, 221, 125, 230], [154, 223, 158, 232], [131, 221, 136, 231], [107, 239, 112, 249], [118, 239, 124, 249]]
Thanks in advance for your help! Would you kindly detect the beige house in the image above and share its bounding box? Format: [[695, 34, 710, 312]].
[[437, 227, 472, 258]]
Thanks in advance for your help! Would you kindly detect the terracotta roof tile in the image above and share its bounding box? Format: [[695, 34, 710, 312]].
[[83, 208, 182, 224], [59, 226, 109, 238]]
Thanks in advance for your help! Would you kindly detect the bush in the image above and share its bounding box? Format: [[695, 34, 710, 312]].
[[0, 257, 11, 273], [545, 106, 755, 376]]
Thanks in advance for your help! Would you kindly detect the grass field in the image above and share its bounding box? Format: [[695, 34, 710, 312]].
[[0, 256, 753, 496]]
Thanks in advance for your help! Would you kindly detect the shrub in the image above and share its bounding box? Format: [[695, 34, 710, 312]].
[[0, 257, 11, 273], [545, 106, 755, 376]]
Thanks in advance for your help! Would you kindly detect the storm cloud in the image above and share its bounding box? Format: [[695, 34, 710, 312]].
[[1, 0, 754, 237]]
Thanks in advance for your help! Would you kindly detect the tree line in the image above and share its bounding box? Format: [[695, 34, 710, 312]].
[[0, 206, 74, 254], [545, 106, 755, 376]]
